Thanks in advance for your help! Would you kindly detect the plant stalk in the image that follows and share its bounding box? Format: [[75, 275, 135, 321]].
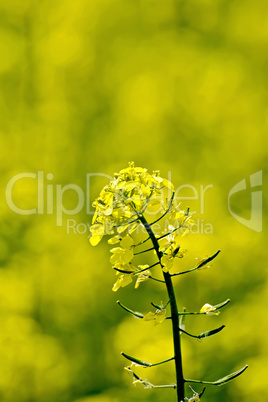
[[139, 214, 185, 401], [163, 271, 185, 401]]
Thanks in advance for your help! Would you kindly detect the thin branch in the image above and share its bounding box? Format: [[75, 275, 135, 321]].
[[134, 246, 155, 255], [179, 327, 201, 339], [113, 262, 160, 275], [184, 365, 248, 386], [166, 312, 205, 318], [171, 250, 221, 277], [179, 325, 225, 339], [114, 217, 139, 228], [125, 366, 177, 389], [151, 299, 170, 310], [113, 267, 136, 274], [151, 356, 174, 367], [134, 191, 175, 247], [149, 191, 175, 226], [136, 225, 178, 249], [116, 300, 144, 319], [122, 352, 174, 367], [140, 189, 155, 214], [171, 265, 203, 277], [155, 223, 185, 242], [138, 262, 160, 273], [168, 299, 231, 316], [149, 276, 165, 284]]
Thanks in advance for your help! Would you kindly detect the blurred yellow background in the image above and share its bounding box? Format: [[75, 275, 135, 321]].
[[0, 0, 267, 401]]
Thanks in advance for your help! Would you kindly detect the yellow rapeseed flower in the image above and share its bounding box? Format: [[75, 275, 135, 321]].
[[200, 303, 220, 315], [143, 307, 166, 325], [89, 162, 174, 245]]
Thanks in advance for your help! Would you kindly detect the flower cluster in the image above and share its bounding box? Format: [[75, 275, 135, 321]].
[[90, 162, 193, 291], [90, 162, 175, 246]]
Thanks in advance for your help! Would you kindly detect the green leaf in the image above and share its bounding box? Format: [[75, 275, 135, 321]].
[[121, 352, 152, 367], [199, 325, 225, 339]]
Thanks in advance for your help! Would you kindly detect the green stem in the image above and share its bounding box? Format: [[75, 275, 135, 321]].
[[139, 214, 185, 402], [164, 271, 185, 401]]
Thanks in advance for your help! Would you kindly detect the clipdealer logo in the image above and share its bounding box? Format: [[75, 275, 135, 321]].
[[5, 172, 112, 226], [5, 170, 263, 234]]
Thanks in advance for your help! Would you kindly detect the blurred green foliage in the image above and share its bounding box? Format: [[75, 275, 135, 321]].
[[0, 0, 267, 401]]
